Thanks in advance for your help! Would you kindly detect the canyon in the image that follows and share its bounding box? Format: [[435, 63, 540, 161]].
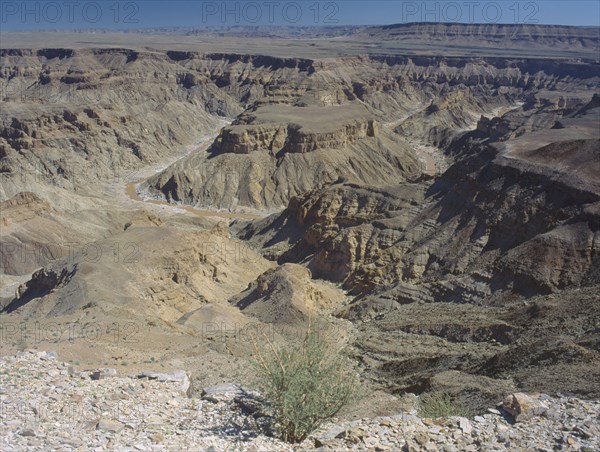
[[0, 22, 599, 443]]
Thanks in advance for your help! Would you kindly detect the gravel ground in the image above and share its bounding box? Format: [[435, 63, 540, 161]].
[[1, 351, 599, 451]]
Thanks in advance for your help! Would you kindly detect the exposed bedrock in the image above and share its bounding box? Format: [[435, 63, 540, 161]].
[[215, 117, 378, 155], [237, 104, 600, 303], [0, 49, 322, 201], [2, 47, 598, 208], [143, 53, 598, 210]]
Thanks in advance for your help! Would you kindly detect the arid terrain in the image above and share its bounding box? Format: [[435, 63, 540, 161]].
[[1, 22, 599, 449]]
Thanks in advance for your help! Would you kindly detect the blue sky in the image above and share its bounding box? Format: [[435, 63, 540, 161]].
[[1, 1, 599, 31]]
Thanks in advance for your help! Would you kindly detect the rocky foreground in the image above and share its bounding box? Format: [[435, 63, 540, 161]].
[[1, 351, 599, 451]]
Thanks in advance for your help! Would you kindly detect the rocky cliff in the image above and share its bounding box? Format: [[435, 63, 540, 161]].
[[143, 53, 598, 210], [234, 84, 599, 401], [215, 117, 378, 155], [0, 48, 324, 202], [238, 101, 599, 299]]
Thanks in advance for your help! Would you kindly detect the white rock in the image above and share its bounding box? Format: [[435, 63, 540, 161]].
[[458, 417, 472, 434]]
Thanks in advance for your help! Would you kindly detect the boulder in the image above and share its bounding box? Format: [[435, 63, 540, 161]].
[[502, 393, 548, 421]]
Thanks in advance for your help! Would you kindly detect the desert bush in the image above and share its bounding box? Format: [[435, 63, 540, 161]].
[[252, 325, 356, 443], [418, 392, 475, 419]]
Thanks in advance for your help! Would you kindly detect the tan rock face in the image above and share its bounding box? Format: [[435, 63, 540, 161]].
[[249, 152, 599, 298], [0, 49, 321, 202], [215, 118, 378, 155], [0, 192, 52, 226], [142, 52, 600, 210], [218, 125, 287, 154], [3, 213, 273, 319], [229, 263, 345, 325], [6, 48, 596, 211]]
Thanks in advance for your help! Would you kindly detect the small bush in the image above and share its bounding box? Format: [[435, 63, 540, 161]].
[[253, 325, 356, 443], [418, 392, 474, 419]]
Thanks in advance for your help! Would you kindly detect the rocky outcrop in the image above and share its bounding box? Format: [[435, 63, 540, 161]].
[[142, 123, 419, 210], [4, 267, 76, 314], [232, 89, 599, 404], [354, 24, 599, 63], [0, 49, 322, 201], [2, 218, 272, 320], [503, 393, 549, 422], [476, 115, 512, 139], [364, 23, 600, 51], [144, 51, 598, 210], [217, 124, 287, 154], [0, 192, 51, 225], [240, 96, 599, 299], [229, 263, 344, 324], [215, 118, 378, 155], [3, 46, 598, 207]]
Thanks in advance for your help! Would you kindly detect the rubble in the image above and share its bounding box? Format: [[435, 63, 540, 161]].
[[2, 351, 599, 451]]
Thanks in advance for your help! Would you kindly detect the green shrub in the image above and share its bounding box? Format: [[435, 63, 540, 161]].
[[253, 325, 356, 443], [418, 392, 474, 419]]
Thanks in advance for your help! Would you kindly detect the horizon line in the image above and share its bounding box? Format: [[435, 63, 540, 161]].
[[2, 21, 599, 33]]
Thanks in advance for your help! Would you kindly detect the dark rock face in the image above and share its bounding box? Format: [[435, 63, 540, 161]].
[[4, 267, 77, 314]]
